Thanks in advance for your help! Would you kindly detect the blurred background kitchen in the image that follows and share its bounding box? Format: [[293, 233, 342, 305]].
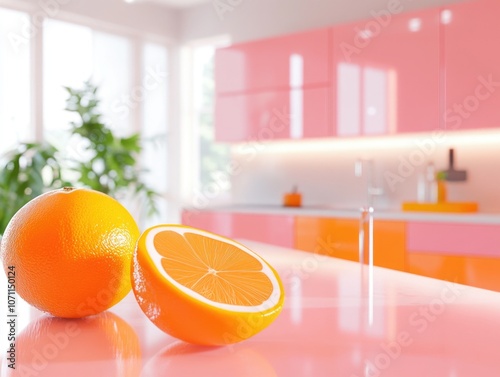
[[1, 0, 499, 237]]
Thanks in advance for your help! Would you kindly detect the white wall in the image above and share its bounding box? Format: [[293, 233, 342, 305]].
[[229, 130, 500, 212], [0, 0, 179, 40], [180, 0, 468, 43]]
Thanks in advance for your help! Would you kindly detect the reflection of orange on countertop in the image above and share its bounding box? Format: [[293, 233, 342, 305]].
[[283, 186, 302, 207], [10, 312, 141, 377], [142, 342, 277, 377]]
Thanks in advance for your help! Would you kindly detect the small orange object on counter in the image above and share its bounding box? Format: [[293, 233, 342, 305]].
[[436, 171, 447, 203], [401, 201, 478, 213], [283, 186, 302, 207]]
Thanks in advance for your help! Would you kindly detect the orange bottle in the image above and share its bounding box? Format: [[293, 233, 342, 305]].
[[283, 186, 302, 207]]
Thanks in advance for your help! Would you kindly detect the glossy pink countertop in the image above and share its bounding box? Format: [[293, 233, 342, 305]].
[[2, 240, 500, 376]]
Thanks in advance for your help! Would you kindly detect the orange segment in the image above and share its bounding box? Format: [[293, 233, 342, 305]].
[[131, 224, 285, 345], [155, 230, 273, 306]]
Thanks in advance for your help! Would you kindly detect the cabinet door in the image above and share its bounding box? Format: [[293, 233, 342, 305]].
[[464, 256, 500, 292], [407, 253, 500, 292], [373, 221, 406, 271], [215, 28, 331, 94], [407, 220, 500, 292], [407, 253, 467, 283], [181, 210, 233, 238], [443, 0, 500, 131], [231, 213, 295, 248], [296, 217, 406, 268], [215, 87, 331, 142], [182, 211, 294, 248], [407, 222, 500, 257], [333, 8, 440, 135], [295, 217, 359, 262]]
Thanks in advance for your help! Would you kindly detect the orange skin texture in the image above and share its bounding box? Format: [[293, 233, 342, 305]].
[[131, 226, 285, 346], [1, 188, 140, 318]]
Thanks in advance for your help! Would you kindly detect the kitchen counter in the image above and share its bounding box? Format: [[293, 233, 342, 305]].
[[184, 204, 500, 224], [3, 240, 499, 376]]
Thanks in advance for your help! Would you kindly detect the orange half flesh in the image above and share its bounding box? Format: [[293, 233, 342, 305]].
[[156, 231, 274, 307], [132, 225, 285, 345]]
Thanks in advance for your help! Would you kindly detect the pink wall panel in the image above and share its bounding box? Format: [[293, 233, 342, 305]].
[[407, 222, 500, 257]]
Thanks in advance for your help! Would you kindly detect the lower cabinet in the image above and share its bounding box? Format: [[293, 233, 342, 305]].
[[407, 253, 500, 292], [295, 216, 406, 271], [295, 216, 359, 261], [373, 221, 406, 272], [230, 213, 295, 248], [183, 210, 500, 292], [181, 210, 233, 237], [406, 221, 500, 291], [181, 210, 295, 249]]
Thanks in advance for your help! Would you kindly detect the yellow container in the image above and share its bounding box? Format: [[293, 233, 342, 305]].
[[401, 201, 478, 213]]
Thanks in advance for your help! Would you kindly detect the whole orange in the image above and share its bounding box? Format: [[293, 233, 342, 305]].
[[0, 187, 140, 318]]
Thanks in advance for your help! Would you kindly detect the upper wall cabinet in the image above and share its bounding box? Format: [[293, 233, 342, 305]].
[[443, 0, 500, 131], [216, 87, 331, 142], [215, 28, 331, 94], [332, 8, 441, 136]]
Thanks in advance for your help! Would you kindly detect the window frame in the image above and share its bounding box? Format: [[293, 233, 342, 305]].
[[0, 2, 177, 222]]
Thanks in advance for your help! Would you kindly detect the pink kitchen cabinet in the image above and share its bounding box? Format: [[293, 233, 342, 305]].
[[407, 221, 500, 291], [231, 213, 295, 248], [181, 210, 295, 248], [215, 28, 331, 94], [443, 0, 500, 131], [181, 210, 233, 238], [215, 87, 331, 142], [332, 8, 440, 135], [406, 221, 500, 258]]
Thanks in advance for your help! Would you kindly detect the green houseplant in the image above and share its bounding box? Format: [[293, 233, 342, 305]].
[[0, 81, 158, 236], [0, 143, 67, 235], [64, 81, 158, 216]]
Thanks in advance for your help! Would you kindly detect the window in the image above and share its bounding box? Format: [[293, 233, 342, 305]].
[[182, 40, 231, 208], [0, 8, 32, 327], [141, 42, 169, 227], [0, 6, 172, 224], [43, 19, 132, 148], [0, 8, 31, 154], [43, 19, 170, 224]]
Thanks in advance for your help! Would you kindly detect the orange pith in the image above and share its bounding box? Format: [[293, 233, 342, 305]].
[[156, 231, 273, 306]]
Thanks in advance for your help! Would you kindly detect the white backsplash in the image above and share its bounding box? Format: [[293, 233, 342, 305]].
[[229, 130, 500, 212]]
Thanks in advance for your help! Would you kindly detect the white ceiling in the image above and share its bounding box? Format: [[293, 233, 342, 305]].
[[150, 0, 211, 8]]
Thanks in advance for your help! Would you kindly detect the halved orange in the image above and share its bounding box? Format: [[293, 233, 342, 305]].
[[131, 225, 285, 345]]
